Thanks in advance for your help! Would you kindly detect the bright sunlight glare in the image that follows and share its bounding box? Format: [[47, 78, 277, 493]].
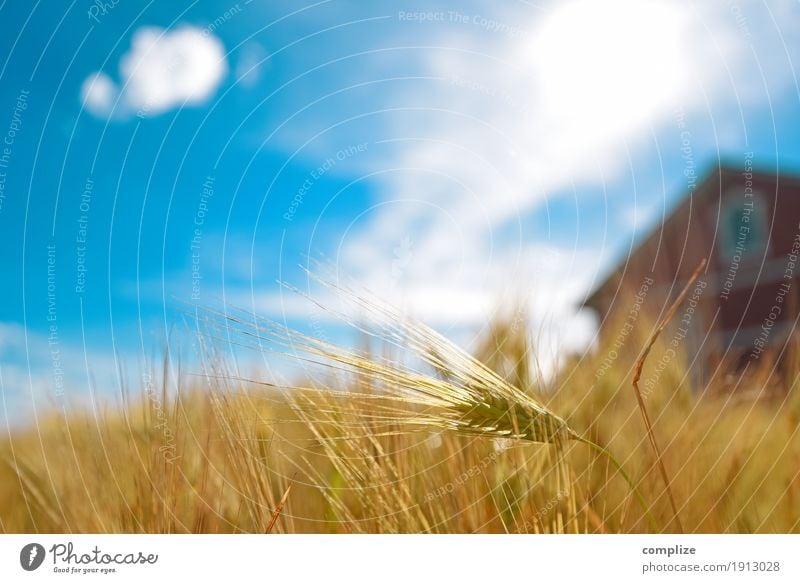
[[531, 0, 689, 140]]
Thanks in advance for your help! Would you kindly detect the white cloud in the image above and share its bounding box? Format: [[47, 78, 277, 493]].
[[81, 26, 228, 118], [247, 239, 605, 376], [235, 42, 269, 88], [80, 72, 119, 117], [252, 0, 800, 363], [173, 0, 800, 378], [0, 321, 125, 428], [530, 0, 689, 143]]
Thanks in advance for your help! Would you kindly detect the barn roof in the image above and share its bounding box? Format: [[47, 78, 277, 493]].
[[582, 162, 800, 311]]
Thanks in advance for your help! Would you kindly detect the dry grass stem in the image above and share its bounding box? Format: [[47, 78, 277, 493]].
[[631, 258, 707, 533]]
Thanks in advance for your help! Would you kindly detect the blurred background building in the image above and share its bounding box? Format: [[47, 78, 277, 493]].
[[586, 163, 800, 390]]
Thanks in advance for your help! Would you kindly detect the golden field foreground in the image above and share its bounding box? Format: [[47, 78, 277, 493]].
[[2, 301, 800, 534]]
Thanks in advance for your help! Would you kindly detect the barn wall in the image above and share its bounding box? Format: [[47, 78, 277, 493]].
[[588, 167, 800, 388]]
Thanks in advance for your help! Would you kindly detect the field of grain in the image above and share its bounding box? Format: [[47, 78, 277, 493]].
[[2, 297, 799, 534]]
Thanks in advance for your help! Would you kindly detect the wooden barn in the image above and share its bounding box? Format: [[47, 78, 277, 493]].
[[585, 162, 800, 389]]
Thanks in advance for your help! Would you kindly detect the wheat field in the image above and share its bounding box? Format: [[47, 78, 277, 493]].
[[2, 298, 800, 535]]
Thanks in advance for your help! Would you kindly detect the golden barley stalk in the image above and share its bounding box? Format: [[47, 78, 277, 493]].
[[209, 276, 658, 530]]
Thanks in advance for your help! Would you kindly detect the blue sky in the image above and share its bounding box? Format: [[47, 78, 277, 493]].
[[1, 0, 800, 422]]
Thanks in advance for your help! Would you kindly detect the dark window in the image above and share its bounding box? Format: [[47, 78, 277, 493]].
[[721, 192, 767, 260]]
